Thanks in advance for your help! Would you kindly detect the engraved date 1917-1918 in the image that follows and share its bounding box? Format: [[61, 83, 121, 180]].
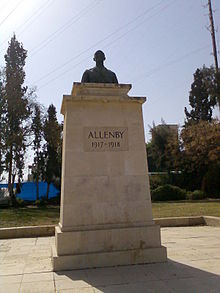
[[91, 141, 121, 149]]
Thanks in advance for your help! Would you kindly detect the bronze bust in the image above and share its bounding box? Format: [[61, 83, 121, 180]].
[[81, 50, 118, 84]]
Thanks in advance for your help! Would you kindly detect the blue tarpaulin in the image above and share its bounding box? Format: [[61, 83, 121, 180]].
[[0, 182, 60, 201]]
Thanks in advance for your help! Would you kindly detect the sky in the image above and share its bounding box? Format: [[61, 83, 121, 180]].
[[0, 0, 220, 141]]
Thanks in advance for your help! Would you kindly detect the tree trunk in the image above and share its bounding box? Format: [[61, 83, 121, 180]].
[[8, 145, 14, 200], [11, 174, 16, 206], [46, 182, 50, 200], [36, 178, 39, 200], [36, 163, 39, 200], [36, 152, 40, 200]]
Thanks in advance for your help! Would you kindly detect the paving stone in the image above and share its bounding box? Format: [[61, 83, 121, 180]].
[[19, 280, 55, 293], [0, 263, 25, 276], [116, 265, 158, 283], [55, 278, 92, 290], [94, 280, 175, 293], [22, 272, 53, 283], [0, 274, 23, 285], [0, 282, 21, 293], [57, 288, 94, 293], [53, 269, 88, 281], [0, 226, 220, 292]]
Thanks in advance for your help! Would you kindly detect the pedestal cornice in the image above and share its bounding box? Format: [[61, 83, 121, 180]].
[[61, 82, 146, 115]]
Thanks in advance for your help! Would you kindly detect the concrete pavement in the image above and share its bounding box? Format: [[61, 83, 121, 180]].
[[0, 226, 220, 292]]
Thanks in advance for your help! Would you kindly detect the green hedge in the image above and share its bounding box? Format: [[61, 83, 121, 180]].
[[149, 174, 169, 191], [35, 197, 47, 207], [187, 190, 206, 200], [202, 166, 220, 198], [15, 198, 25, 207], [151, 184, 186, 201]]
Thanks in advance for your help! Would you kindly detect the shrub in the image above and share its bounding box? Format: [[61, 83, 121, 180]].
[[0, 188, 10, 207], [202, 165, 220, 198], [35, 200, 41, 206], [48, 195, 60, 204], [149, 174, 169, 191], [15, 198, 25, 207], [187, 190, 206, 200], [35, 197, 47, 207], [151, 184, 186, 201]]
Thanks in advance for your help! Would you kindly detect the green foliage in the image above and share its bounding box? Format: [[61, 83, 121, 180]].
[[184, 66, 217, 125], [202, 164, 220, 198], [215, 71, 220, 108], [181, 120, 220, 186], [0, 188, 10, 207], [31, 105, 44, 200], [149, 174, 169, 191], [161, 66, 220, 196], [3, 34, 29, 199], [43, 104, 62, 199], [35, 198, 47, 207], [187, 190, 206, 200], [151, 184, 186, 201], [168, 119, 220, 192], [15, 198, 25, 207], [34, 200, 41, 206], [147, 121, 178, 172], [0, 69, 6, 177]]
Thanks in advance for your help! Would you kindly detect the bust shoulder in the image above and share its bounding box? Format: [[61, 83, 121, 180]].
[[105, 68, 118, 83], [81, 65, 118, 83], [81, 69, 92, 82]]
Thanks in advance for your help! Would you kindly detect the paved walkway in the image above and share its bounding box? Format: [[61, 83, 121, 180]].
[[0, 226, 220, 292]]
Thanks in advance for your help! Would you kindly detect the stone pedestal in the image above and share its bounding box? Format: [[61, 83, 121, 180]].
[[52, 83, 167, 271]]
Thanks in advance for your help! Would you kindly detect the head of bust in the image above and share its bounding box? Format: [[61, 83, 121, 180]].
[[81, 50, 118, 83], [93, 50, 106, 63]]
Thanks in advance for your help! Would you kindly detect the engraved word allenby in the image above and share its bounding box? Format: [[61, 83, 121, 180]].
[[88, 130, 126, 140]]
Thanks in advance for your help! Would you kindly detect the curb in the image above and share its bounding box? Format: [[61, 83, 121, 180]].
[[0, 216, 220, 239], [0, 225, 55, 239], [154, 216, 205, 227], [203, 216, 220, 227]]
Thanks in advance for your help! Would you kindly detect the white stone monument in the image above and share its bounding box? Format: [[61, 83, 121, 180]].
[[52, 82, 167, 270]]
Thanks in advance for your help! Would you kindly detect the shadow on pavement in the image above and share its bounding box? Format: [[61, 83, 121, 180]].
[[54, 258, 220, 292]]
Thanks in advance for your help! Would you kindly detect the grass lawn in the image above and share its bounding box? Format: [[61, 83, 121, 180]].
[[0, 201, 220, 228], [0, 206, 60, 228], [152, 201, 220, 218]]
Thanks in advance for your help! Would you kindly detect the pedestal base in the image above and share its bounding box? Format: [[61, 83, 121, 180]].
[[52, 224, 167, 271], [52, 244, 167, 271]]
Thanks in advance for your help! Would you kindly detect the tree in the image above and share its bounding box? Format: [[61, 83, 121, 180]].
[[43, 104, 62, 199], [31, 105, 44, 200], [0, 69, 6, 179], [169, 120, 220, 192], [184, 66, 217, 125], [147, 121, 178, 172], [4, 34, 29, 201], [181, 120, 220, 178]]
